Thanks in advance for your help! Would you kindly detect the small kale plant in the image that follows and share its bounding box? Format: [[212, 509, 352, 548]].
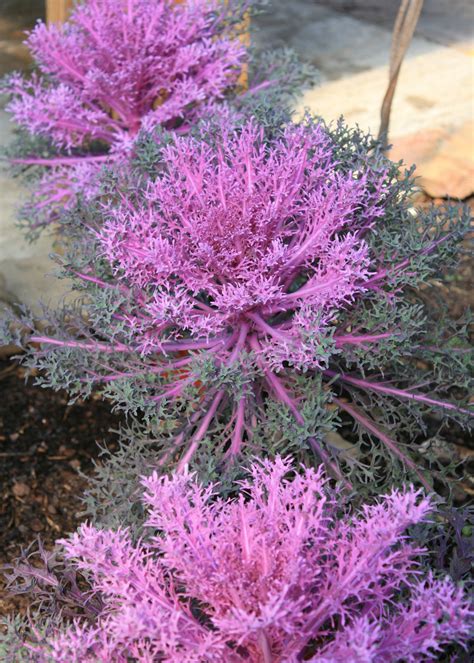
[[2, 457, 472, 662], [7, 115, 471, 495], [3, 0, 307, 236]]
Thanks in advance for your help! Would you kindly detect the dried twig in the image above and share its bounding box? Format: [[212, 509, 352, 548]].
[[379, 0, 424, 149]]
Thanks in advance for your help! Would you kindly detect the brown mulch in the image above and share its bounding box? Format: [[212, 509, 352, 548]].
[[0, 360, 119, 617]]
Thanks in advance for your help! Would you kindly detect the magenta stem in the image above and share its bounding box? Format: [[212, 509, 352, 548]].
[[325, 370, 472, 415], [11, 154, 112, 167], [98, 357, 193, 383], [334, 397, 432, 492], [30, 336, 131, 353], [175, 323, 250, 469], [365, 232, 454, 290], [246, 311, 290, 342], [228, 397, 246, 457], [151, 375, 196, 403], [177, 389, 226, 470], [248, 334, 350, 486], [334, 332, 394, 346]]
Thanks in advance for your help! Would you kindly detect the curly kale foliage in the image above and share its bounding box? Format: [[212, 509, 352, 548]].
[[4, 115, 472, 494], [1, 0, 314, 239], [1, 458, 473, 662]]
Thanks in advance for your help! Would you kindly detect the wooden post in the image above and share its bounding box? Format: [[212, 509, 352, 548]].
[[46, 0, 74, 24], [237, 12, 250, 89]]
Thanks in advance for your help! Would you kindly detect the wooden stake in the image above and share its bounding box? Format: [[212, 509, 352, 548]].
[[378, 0, 424, 149], [46, 0, 74, 24]]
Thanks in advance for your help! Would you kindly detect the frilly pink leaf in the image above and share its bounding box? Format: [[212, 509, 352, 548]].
[[26, 457, 473, 662]]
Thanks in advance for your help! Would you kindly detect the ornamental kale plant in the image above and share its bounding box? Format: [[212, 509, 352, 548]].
[[2, 0, 274, 236], [5, 116, 472, 493], [3, 457, 473, 662]]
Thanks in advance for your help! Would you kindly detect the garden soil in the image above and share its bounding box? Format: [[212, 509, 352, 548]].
[[0, 361, 120, 617]]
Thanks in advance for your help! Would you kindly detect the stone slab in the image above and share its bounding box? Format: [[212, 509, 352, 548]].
[[255, 1, 474, 197], [390, 122, 474, 199], [315, 0, 474, 50], [0, 108, 72, 312], [418, 122, 474, 199], [294, 41, 473, 136]]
